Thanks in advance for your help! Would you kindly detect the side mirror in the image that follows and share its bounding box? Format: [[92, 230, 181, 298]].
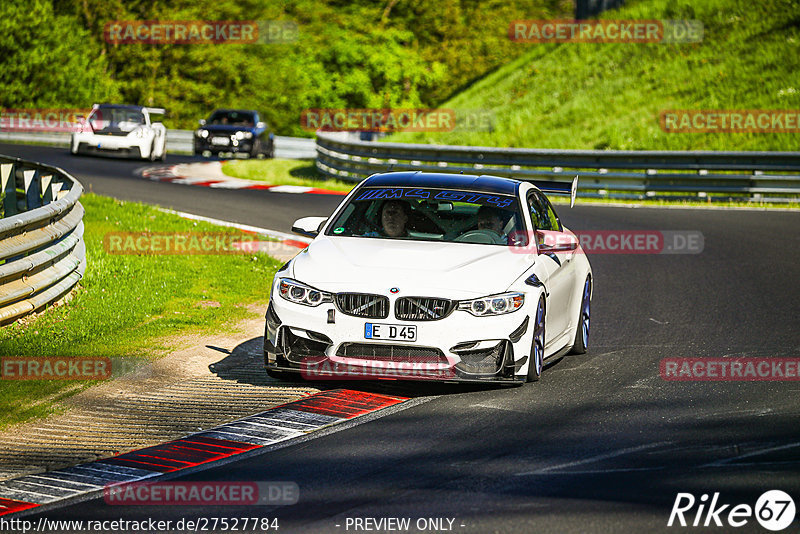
[[256, 121, 266, 129], [198, 119, 206, 126], [536, 230, 578, 253], [292, 216, 328, 238]]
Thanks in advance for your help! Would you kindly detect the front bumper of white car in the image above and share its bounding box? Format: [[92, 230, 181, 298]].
[[71, 132, 152, 158], [264, 289, 535, 384]]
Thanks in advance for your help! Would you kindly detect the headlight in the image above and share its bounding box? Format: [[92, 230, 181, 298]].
[[278, 278, 332, 307], [235, 131, 252, 140], [457, 292, 524, 316], [130, 127, 145, 138], [196, 129, 209, 138]]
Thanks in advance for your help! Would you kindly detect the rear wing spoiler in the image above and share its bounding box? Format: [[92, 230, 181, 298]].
[[90, 104, 165, 115], [530, 175, 579, 208]]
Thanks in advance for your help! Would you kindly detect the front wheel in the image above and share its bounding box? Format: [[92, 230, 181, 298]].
[[527, 296, 546, 382], [570, 276, 591, 355]]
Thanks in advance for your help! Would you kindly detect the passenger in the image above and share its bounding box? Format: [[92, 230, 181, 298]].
[[476, 205, 505, 235]]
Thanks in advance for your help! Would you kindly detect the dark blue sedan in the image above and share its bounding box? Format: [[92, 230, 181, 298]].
[[194, 109, 274, 158]]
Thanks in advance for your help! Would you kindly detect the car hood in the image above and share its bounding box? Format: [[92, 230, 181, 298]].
[[291, 236, 535, 299]]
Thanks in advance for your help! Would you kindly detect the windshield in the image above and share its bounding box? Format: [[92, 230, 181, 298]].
[[207, 110, 255, 127], [326, 187, 528, 246], [88, 107, 145, 133]]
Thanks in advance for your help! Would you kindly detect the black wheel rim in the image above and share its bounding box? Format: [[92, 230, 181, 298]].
[[581, 279, 591, 348], [533, 299, 545, 376]]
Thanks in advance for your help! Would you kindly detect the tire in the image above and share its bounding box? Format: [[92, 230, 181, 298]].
[[527, 296, 546, 382], [250, 139, 261, 159], [266, 368, 302, 382], [570, 276, 591, 355]]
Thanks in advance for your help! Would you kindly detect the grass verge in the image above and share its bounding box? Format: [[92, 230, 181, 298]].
[[221, 159, 356, 192], [0, 194, 282, 429]]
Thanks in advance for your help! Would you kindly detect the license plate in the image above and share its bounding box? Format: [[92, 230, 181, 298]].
[[211, 137, 230, 146], [364, 323, 417, 342]]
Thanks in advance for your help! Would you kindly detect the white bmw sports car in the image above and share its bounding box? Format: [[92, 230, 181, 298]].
[[264, 172, 592, 384], [70, 104, 167, 161]]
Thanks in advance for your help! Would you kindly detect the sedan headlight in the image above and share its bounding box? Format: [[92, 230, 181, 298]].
[[278, 278, 332, 307], [235, 131, 253, 140], [457, 292, 524, 316], [196, 129, 209, 138]]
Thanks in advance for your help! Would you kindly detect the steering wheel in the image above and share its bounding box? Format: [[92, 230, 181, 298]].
[[454, 229, 505, 245]]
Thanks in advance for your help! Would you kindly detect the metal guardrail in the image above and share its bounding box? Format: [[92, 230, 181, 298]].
[[315, 132, 800, 201], [0, 130, 317, 159], [0, 155, 85, 325]]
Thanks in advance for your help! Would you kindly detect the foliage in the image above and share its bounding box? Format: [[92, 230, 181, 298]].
[[0, 0, 116, 108], [0, 0, 566, 135]]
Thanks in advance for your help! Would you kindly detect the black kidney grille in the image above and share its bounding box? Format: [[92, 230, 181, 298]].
[[335, 293, 389, 319], [395, 297, 455, 321]]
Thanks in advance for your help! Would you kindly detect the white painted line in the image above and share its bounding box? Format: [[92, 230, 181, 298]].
[[156, 208, 312, 245], [514, 441, 673, 476], [531, 466, 667, 475], [170, 176, 223, 185], [701, 441, 800, 468], [208, 179, 256, 189], [269, 185, 314, 193]]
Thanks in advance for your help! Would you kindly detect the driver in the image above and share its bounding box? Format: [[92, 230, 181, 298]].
[[363, 199, 410, 238]]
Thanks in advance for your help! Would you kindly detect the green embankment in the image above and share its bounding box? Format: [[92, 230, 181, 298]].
[[390, 0, 800, 152]]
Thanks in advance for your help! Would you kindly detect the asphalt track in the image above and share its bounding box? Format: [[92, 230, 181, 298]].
[[3, 143, 800, 533]]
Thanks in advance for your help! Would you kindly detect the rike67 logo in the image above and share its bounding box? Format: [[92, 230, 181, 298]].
[[668, 490, 796, 531]]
